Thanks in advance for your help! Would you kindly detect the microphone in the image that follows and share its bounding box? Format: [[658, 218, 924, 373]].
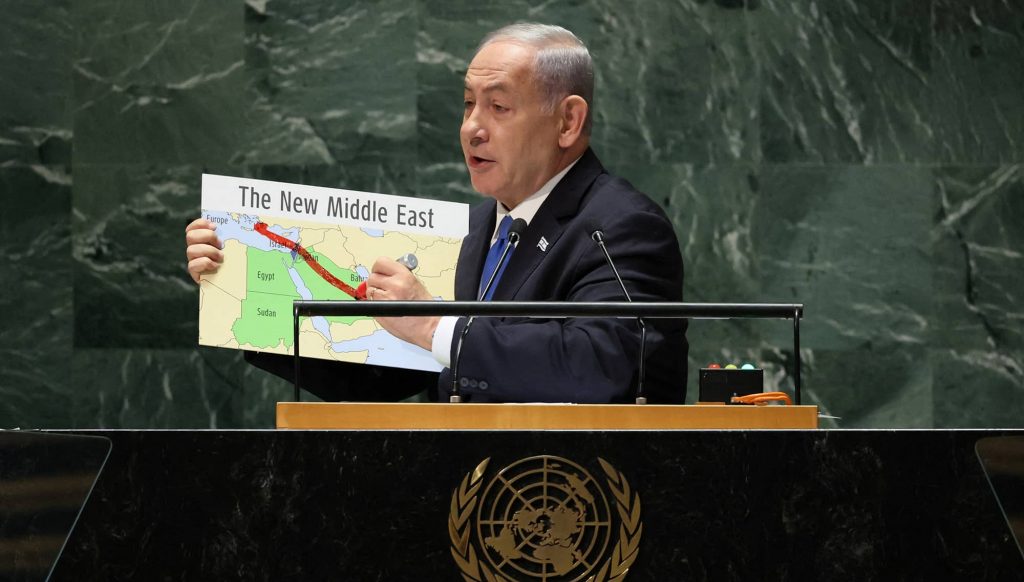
[[450, 217, 527, 402], [591, 229, 648, 404]]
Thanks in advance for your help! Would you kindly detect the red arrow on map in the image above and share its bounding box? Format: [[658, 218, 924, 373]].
[[253, 222, 366, 301]]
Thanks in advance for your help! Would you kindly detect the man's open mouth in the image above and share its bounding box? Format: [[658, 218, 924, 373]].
[[468, 155, 495, 168]]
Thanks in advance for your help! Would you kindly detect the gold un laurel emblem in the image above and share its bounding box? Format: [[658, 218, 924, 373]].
[[449, 455, 642, 581]]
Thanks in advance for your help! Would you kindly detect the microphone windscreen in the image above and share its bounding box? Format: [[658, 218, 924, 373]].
[[509, 218, 528, 237]]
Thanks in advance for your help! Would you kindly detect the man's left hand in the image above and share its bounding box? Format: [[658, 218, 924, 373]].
[[365, 257, 439, 351]]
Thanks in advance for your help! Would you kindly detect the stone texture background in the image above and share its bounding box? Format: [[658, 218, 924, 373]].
[[1, 0, 1021, 428]]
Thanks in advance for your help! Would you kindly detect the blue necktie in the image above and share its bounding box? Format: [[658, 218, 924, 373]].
[[479, 215, 515, 300]]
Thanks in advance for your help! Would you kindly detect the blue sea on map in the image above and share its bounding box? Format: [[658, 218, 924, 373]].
[[202, 210, 299, 252], [331, 330, 441, 370]]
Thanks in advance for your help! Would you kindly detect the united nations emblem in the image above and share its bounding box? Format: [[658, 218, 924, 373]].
[[449, 456, 642, 581]]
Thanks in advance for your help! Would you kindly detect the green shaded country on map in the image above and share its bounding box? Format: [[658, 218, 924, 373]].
[[231, 244, 366, 349], [232, 292, 296, 349]]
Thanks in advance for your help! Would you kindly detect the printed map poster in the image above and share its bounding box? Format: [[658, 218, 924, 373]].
[[198, 174, 468, 372]]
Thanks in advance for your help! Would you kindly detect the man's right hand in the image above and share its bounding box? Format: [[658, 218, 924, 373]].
[[185, 218, 224, 284]]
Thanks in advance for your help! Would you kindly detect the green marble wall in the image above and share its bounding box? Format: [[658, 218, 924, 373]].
[[1, 0, 1021, 428]]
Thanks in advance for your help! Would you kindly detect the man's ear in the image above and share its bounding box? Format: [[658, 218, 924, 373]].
[[557, 95, 588, 148]]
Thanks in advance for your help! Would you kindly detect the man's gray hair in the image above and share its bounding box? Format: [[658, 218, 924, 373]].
[[477, 23, 595, 135]]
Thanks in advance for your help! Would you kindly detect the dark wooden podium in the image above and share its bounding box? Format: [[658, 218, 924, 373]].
[[275, 402, 819, 429]]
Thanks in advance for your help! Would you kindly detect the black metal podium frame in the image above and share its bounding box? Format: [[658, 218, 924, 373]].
[[290, 301, 804, 404]]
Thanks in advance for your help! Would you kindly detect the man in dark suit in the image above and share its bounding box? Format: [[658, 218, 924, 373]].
[[186, 23, 687, 403]]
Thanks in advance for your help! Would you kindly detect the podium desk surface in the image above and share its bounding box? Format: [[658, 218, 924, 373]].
[[275, 402, 819, 430]]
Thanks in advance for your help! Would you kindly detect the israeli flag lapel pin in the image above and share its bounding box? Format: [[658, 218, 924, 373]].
[[537, 236, 549, 252]]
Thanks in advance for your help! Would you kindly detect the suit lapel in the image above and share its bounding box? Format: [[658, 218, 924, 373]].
[[454, 201, 496, 300], [491, 148, 605, 300]]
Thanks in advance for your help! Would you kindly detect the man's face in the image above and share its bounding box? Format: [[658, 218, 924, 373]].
[[461, 41, 563, 207]]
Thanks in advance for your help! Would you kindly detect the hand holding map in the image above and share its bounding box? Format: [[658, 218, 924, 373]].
[[364, 255, 441, 351], [356, 253, 417, 301], [184, 217, 224, 283]]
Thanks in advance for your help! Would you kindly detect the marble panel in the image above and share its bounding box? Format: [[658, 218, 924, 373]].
[[751, 165, 934, 351], [414, 2, 480, 203], [804, 346, 933, 429], [0, 350, 73, 429], [240, 0, 418, 169], [72, 0, 247, 164], [416, 0, 759, 203], [72, 165, 206, 348], [0, 0, 72, 165], [69, 347, 277, 429], [755, 0, 934, 163], [932, 165, 1024, 353], [0, 165, 72, 352], [933, 348, 1024, 428], [932, 0, 1024, 163], [586, 0, 758, 167], [641, 163, 762, 304]]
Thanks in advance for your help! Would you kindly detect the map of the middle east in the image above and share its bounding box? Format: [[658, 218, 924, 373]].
[[198, 174, 468, 372]]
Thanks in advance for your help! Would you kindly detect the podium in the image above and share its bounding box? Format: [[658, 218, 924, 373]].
[[275, 402, 819, 429], [48, 427, 1024, 578]]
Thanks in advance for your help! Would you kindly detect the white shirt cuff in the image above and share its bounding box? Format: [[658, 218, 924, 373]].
[[431, 316, 459, 367]]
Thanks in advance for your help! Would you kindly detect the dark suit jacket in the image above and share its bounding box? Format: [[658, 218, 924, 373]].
[[247, 148, 688, 403], [438, 148, 687, 403]]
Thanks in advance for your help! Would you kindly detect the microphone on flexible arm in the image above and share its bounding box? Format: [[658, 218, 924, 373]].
[[591, 228, 648, 404], [449, 217, 528, 403]]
